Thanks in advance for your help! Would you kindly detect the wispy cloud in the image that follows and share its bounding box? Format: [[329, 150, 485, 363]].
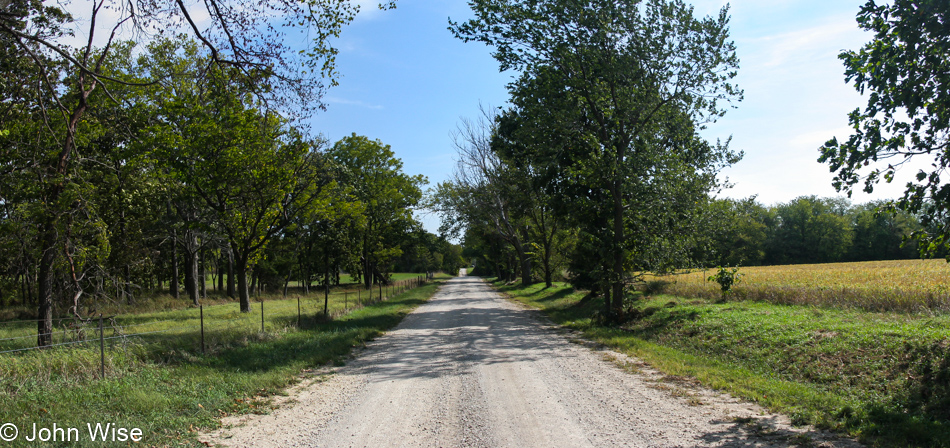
[[325, 96, 384, 110], [745, 19, 863, 70], [352, 0, 388, 21]]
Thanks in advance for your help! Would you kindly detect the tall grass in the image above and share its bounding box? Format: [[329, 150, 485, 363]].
[[650, 259, 950, 313]]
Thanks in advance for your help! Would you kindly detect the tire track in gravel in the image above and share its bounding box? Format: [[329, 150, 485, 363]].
[[203, 274, 863, 448]]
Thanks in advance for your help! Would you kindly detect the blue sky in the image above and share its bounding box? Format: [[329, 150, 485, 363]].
[[310, 0, 916, 234]]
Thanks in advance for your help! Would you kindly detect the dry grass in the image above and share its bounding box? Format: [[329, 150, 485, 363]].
[[648, 259, 950, 313]]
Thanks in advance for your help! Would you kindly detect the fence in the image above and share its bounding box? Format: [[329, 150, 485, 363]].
[[0, 275, 431, 378]]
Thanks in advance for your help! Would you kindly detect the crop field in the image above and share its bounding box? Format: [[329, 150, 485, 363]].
[[649, 259, 950, 313]]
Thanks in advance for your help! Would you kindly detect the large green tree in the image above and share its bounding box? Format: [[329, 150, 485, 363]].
[[327, 134, 426, 289], [452, 0, 742, 315], [0, 0, 379, 344], [820, 0, 950, 258]]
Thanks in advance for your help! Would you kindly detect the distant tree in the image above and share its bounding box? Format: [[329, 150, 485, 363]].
[[819, 0, 950, 258], [848, 201, 920, 261], [768, 196, 853, 265], [698, 198, 769, 267]]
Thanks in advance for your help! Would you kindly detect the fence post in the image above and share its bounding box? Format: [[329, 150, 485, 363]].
[[200, 305, 205, 354], [345, 291, 348, 310], [297, 296, 301, 328], [261, 301, 264, 333], [99, 314, 104, 379], [379, 283, 382, 302]]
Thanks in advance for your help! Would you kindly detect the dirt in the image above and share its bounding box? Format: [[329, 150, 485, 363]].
[[201, 273, 863, 448]]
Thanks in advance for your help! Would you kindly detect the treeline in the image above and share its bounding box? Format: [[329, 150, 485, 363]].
[[700, 196, 923, 267], [0, 36, 460, 343]]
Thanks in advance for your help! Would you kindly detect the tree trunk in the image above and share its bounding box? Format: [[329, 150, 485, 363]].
[[124, 264, 133, 305], [200, 255, 206, 301], [324, 269, 330, 316], [170, 230, 180, 299], [226, 248, 235, 298], [217, 259, 224, 293], [184, 236, 199, 306], [237, 253, 251, 312]]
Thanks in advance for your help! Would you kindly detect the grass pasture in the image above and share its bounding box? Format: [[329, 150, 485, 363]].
[[492, 261, 950, 447], [650, 259, 950, 313], [0, 275, 446, 447]]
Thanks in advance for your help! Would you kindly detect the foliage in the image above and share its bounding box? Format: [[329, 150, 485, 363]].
[[450, 0, 742, 314], [327, 134, 427, 287], [707, 266, 741, 297], [819, 0, 950, 259]]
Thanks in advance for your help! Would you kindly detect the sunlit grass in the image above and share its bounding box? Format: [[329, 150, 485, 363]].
[[0, 275, 447, 448], [648, 259, 950, 313]]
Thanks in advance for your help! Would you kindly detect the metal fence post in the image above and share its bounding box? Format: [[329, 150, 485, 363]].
[[99, 314, 104, 379], [261, 301, 264, 333]]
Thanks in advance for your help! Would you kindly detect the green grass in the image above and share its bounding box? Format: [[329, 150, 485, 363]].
[[0, 275, 447, 447], [0, 275, 428, 352], [493, 279, 950, 448]]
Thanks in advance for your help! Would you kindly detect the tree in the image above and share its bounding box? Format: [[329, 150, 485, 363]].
[[145, 40, 333, 312], [452, 0, 742, 316], [0, 0, 380, 344], [435, 107, 536, 286], [848, 201, 920, 261], [327, 134, 426, 289], [769, 196, 853, 265], [819, 0, 950, 258]]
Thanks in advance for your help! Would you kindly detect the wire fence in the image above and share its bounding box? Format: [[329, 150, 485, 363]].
[[0, 275, 432, 377]]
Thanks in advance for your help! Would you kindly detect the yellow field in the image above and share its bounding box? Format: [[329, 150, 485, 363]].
[[649, 259, 950, 313]]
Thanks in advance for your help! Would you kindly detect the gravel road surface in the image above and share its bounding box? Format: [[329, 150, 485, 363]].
[[204, 273, 861, 448]]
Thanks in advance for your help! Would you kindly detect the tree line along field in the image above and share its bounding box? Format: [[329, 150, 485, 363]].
[[649, 259, 950, 313]]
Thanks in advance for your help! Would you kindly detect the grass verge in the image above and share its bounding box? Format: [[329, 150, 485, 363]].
[[492, 279, 950, 448], [0, 276, 447, 447]]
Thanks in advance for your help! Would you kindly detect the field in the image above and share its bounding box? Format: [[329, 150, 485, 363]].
[[649, 259, 950, 313], [0, 275, 444, 447]]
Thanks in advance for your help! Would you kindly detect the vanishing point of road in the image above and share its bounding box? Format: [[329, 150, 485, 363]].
[[205, 272, 861, 448]]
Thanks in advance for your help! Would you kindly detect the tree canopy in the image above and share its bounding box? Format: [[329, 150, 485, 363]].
[[819, 0, 950, 258], [449, 0, 742, 316]]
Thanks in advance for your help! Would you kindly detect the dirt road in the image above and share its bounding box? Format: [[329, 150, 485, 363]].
[[205, 274, 860, 448]]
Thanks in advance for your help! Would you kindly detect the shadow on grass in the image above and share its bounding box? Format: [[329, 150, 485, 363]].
[[119, 289, 435, 376], [207, 295, 432, 373]]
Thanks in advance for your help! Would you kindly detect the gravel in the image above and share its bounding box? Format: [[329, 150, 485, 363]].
[[202, 273, 863, 448]]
